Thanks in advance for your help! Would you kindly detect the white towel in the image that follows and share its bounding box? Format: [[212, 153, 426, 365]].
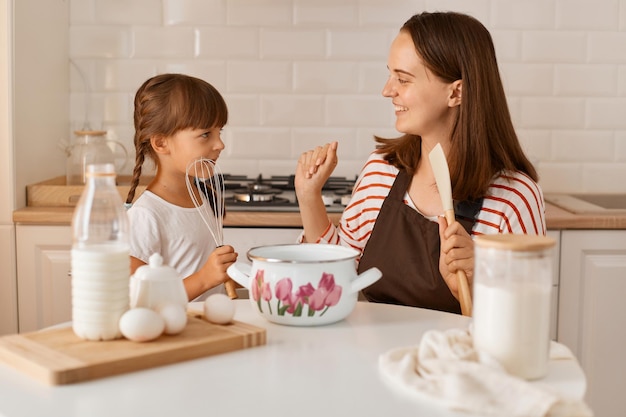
[[379, 328, 593, 417]]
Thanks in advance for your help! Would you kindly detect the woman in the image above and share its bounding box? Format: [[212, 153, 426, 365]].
[[295, 12, 545, 314]]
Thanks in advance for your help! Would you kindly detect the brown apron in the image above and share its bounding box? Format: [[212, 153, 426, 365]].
[[358, 169, 481, 314]]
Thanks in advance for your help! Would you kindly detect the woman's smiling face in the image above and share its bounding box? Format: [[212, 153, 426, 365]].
[[382, 30, 459, 140]]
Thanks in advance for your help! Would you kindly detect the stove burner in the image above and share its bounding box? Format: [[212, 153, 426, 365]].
[[226, 196, 292, 206], [233, 190, 280, 203], [221, 173, 356, 212], [232, 186, 283, 203], [247, 183, 274, 192], [331, 187, 353, 196]]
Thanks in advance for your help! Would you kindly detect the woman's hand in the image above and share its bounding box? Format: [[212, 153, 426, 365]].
[[437, 217, 474, 300], [295, 142, 338, 201], [294, 141, 339, 243]]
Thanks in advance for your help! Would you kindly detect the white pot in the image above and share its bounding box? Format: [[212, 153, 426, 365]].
[[227, 244, 381, 326]]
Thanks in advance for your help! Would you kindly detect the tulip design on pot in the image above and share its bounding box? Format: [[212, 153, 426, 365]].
[[251, 270, 273, 314], [251, 270, 342, 317]]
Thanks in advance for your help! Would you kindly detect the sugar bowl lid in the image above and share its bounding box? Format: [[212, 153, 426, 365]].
[[133, 253, 179, 281]]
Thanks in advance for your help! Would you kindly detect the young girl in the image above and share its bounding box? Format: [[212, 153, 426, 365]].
[[125, 73, 237, 301], [295, 12, 546, 314]]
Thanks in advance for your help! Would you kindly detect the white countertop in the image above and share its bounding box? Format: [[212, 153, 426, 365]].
[[0, 301, 585, 417]]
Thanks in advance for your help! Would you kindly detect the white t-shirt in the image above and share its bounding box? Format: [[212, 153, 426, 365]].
[[127, 190, 224, 300]]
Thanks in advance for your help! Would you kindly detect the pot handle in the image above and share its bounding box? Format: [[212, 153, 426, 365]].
[[350, 267, 382, 293], [227, 262, 252, 289]]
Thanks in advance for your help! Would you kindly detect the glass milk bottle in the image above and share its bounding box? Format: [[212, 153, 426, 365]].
[[71, 163, 130, 341], [472, 234, 556, 380]]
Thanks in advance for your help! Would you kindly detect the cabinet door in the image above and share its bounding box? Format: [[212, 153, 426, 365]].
[[547, 230, 560, 341], [223, 227, 302, 257], [16, 225, 72, 333], [223, 228, 303, 298], [558, 230, 626, 416], [0, 226, 17, 335]]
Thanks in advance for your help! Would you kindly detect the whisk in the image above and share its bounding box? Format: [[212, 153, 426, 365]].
[[185, 158, 238, 299]]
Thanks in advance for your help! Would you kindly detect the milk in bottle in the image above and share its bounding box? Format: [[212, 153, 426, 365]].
[[70, 163, 130, 341]]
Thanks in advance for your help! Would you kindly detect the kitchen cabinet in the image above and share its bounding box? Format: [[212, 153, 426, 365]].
[[15, 225, 72, 333], [1, 0, 69, 336], [223, 227, 302, 257], [557, 230, 626, 416], [0, 0, 17, 336], [224, 227, 303, 298], [14, 225, 302, 332], [14, 224, 558, 335], [547, 230, 560, 341], [0, 226, 18, 335]]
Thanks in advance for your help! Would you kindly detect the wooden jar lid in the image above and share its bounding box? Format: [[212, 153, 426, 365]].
[[474, 234, 556, 251], [74, 130, 107, 136]]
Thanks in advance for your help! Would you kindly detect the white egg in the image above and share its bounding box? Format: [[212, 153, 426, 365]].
[[157, 303, 187, 335], [119, 308, 165, 342], [204, 293, 235, 324]]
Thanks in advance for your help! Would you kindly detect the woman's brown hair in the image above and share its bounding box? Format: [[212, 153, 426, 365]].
[[376, 12, 537, 201], [125, 73, 228, 205]]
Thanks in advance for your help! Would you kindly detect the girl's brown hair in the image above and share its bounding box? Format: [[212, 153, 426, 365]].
[[376, 12, 537, 201], [125, 73, 228, 204]]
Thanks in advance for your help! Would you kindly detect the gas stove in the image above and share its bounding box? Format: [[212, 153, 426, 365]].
[[222, 174, 356, 213]]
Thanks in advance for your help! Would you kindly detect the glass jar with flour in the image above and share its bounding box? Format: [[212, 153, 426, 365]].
[[472, 234, 556, 380]]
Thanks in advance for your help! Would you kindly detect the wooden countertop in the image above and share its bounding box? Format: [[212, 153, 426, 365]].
[[11, 204, 626, 229], [11, 206, 342, 228], [544, 203, 626, 229]]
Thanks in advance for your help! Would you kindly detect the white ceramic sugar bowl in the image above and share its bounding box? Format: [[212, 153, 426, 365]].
[[130, 253, 188, 310]]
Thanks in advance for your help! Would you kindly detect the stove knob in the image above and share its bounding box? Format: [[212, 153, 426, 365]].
[[321, 194, 335, 206]]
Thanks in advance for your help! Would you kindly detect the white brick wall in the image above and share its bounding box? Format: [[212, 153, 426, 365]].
[[69, 0, 626, 192]]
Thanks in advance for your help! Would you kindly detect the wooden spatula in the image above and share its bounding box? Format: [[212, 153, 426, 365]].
[[428, 143, 472, 316]]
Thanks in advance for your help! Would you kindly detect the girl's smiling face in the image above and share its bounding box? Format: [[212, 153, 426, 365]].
[[166, 126, 225, 175], [382, 30, 460, 140]]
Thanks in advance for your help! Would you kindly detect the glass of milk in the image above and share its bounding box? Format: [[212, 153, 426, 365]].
[[472, 234, 556, 380]]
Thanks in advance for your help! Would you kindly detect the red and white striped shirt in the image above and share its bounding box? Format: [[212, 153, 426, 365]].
[[317, 152, 546, 253]]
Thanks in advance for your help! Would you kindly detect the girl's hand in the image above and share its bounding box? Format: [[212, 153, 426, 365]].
[[202, 245, 238, 286], [184, 245, 238, 300], [437, 216, 474, 300], [295, 142, 338, 201]]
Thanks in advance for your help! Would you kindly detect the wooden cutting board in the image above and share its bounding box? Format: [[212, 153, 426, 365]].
[[0, 313, 266, 385]]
